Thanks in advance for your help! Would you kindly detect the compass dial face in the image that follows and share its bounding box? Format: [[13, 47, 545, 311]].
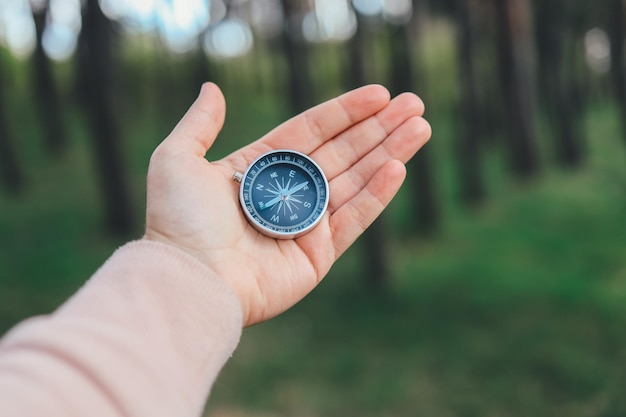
[[239, 150, 329, 239]]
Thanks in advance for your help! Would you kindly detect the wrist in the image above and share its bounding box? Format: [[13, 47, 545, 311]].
[[141, 233, 250, 324]]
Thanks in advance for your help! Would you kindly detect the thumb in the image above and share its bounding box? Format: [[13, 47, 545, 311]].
[[162, 82, 226, 156]]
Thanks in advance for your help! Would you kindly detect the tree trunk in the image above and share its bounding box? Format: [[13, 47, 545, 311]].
[[388, 24, 413, 96], [361, 219, 389, 291], [534, 0, 585, 168], [405, 0, 440, 235], [409, 147, 439, 235], [279, 0, 313, 115], [493, 0, 540, 178], [31, 0, 66, 155], [455, 0, 486, 205], [78, 0, 135, 235], [608, 0, 626, 146], [0, 67, 24, 195], [346, 14, 367, 90]]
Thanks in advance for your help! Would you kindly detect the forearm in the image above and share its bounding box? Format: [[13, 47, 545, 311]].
[[0, 240, 243, 417]]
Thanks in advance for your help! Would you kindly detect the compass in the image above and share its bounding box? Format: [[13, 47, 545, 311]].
[[233, 149, 329, 239]]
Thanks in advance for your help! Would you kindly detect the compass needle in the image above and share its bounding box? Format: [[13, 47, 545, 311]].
[[284, 181, 309, 196], [260, 194, 281, 210]]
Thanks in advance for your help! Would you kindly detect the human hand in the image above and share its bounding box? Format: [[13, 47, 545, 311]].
[[144, 82, 431, 326]]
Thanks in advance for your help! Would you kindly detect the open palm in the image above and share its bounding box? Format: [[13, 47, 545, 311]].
[[145, 82, 431, 326]]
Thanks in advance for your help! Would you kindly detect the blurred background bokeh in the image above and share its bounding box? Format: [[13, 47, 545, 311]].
[[1, 0, 626, 415]]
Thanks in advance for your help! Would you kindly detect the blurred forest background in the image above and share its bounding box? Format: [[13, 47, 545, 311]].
[[1, 0, 626, 416]]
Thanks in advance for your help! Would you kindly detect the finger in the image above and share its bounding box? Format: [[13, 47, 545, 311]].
[[328, 116, 431, 213], [330, 160, 407, 258], [250, 84, 391, 155], [160, 82, 226, 157], [220, 85, 391, 174], [311, 92, 425, 180]]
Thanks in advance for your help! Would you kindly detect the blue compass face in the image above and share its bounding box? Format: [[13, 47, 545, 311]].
[[239, 150, 329, 238]]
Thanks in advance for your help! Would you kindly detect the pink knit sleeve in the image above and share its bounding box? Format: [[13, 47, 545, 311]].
[[0, 240, 243, 417]]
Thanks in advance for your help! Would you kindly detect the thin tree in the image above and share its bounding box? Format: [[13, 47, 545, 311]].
[[454, 0, 486, 205], [404, 0, 440, 235], [346, 8, 367, 90], [534, 0, 585, 168], [278, 0, 314, 115], [0, 64, 24, 194], [608, 0, 626, 146], [493, 0, 540, 178], [77, 0, 135, 235], [31, 0, 66, 155]]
